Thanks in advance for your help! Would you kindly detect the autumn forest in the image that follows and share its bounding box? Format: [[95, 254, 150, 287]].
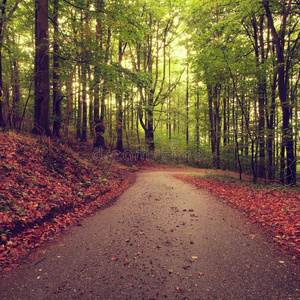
[[0, 0, 299, 184]]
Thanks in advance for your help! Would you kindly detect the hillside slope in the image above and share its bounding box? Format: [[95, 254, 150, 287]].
[[0, 133, 133, 271]]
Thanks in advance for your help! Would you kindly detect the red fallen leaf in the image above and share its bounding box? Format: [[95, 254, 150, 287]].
[[111, 256, 118, 261], [123, 259, 130, 265], [198, 272, 204, 276], [1, 235, 7, 243]]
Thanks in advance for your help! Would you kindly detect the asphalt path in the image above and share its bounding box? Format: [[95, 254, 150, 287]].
[[0, 171, 299, 299]]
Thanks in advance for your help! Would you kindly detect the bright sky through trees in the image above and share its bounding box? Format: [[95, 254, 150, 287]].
[[0, 0, 299, 184]]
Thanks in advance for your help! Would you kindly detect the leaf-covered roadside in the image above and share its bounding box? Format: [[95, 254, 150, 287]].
[[175, 174, 300, 261], [0, 133, 134, 272]]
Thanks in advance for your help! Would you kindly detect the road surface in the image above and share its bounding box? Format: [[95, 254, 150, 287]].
[[0, 171, 299, 299]]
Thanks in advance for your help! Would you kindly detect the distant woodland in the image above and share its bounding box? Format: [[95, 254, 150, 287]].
[[0, 0, 299, 184]]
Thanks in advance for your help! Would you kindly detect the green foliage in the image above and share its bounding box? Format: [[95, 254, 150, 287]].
[[0, 0, 298, 182]]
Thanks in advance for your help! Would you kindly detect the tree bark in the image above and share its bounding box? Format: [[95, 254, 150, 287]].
[[32, 0, 50, 135], [76, 66, 82, 139], [0, 0, 6, 128], [11, 60, 21, 130], [52, 0, 61, 137], [93, 1, 110, 148], [263, 0, 296, 184], [81, 64, 87, 142], [186, 58, 189, 146], [116, 40, 126, 152]]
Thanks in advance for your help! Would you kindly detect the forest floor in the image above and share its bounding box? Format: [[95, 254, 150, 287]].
[[0, 132, 299, 275], [0, 171, 299, 299]]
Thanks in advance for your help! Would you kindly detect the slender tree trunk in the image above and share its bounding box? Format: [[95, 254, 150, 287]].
[[63, 57, 80, 136], [258, 80, 266, 179], [186, 58, 189, 146], [52, 0, 61, 137], [116, 40, 125, 152], [208, 85, 216, 166], [208, 84, 221, 169], [88, 66, 94, 137], [195, 89, 200, 151], [167, 56, 171, 139], [214, 85, 221, 169], [223, 97, 227, 147], [11, 60, 21, 130], [80, 0, 90, 143], [32, 0, 50, 135], [145, 92, 155, 152], [0, 0, 6, 128], [94, 16, 110, 148], [81, 64, 87, 142], [76, 66, 82, 139], [266, 71, 277, 180]]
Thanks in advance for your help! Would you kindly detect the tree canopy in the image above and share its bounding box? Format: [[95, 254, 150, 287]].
[[0, 0, 299, 184]]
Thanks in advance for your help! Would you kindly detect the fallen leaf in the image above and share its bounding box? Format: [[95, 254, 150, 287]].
[[190, 256, 198, 262]]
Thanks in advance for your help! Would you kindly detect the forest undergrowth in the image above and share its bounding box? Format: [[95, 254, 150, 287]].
[[0, 132, 299, 274]]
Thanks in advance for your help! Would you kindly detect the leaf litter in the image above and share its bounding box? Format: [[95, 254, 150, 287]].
[[0, 132, 133, 272]]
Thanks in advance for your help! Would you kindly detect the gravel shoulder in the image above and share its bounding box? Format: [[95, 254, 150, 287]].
[[0, 171, 299, 299]]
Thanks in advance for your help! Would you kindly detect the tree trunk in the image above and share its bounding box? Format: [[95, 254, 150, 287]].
[[93, 4, 110, 148], [116, 40, 125, 152], [266, 71, 276, 180], [186, 58, 189, 146], [208, 84, 221, 169], [195, 89, 200, 151], [10, 59, 21, 130], [116, 92, 123, 151], [208, 85, 216, 166], [0, 0, 6, 128], [32, 0, 50, 135], [263, 0, 296, 184], [52, 0, 61, 137], [76, 66, 81, 139], [251, 16, 266, 179], [81, 64, 87, 142], [80, 0, 90, 143], [88, 66, 94, 137]]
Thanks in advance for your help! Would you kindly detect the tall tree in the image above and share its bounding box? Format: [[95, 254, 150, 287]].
[[93, 0, 111, 148], [136, 2, 179, 152], [52, 0, 61, 137], [0, 0, 6, 128], [32, 0, 50, 135], [263, 0, 298, 184], [116, 40, 126, 152]]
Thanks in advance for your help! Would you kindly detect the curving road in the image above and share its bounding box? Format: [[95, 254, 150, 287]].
[[0, 171, 299, 299]]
